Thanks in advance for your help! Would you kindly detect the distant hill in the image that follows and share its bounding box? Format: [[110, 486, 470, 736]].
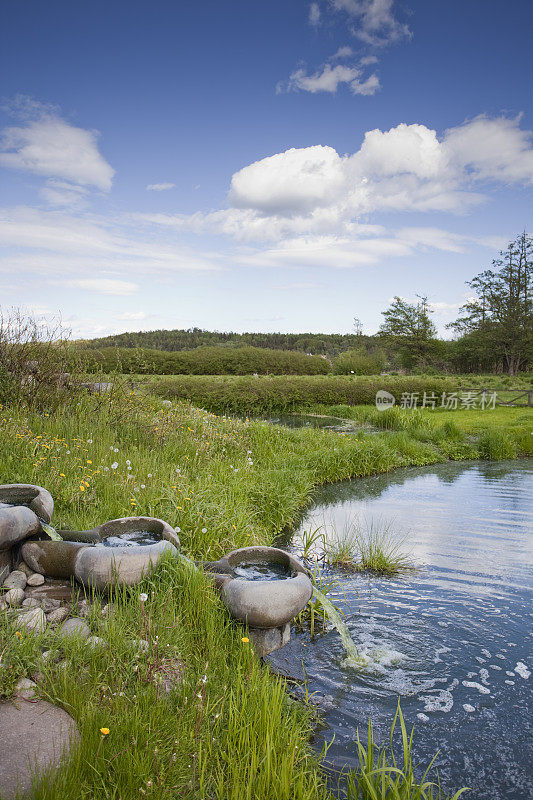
[[79, 328, 374, 357]]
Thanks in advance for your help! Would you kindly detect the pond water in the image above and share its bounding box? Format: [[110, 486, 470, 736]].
[[268, 459, 533, 800], [233, 562, 294, 581], [262, 413, 364, 434]]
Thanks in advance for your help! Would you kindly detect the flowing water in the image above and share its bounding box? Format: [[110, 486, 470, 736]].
[[268, 459, 533, 799]]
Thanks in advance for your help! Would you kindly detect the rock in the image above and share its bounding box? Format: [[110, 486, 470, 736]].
[[3, 570, 27, 591], [101, 603, 114, 617], [22, 597, 41, 609], [0, 507, 41, 551], [17, 608, 46, 634], [41, 597, 61, 613], [58, 617, 90, 640], [46, 607, 70, 625], [16, 562, 33, 578], [0, 597, 7, 611], [14, 678, 37, 700], [77, 600, 91, 618], [5, 588, 25, 608], [26, 573, 45, 587], [41, 650, 54, 662], [85, 636, 107, 650], [0, 697, 79, 799]]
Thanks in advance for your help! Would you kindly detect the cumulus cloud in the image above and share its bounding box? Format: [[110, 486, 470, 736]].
[[64, 278, 139, 295], [0, 114, 114, 190], [284, 63, 380, 95], [146, 182, 176, 191], [133, 114, 533, 272]]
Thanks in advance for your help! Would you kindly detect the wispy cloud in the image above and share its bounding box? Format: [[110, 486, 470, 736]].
[[283, 63, 380, 95], [146, 182, 176, 191], [331, 0, 411, 47], [64, 278, 139, 295], [309, 2, 321, 26]]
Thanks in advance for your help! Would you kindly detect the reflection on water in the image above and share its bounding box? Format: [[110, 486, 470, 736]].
[[95, 531, 162, 547], [233, 562, 293, 581], [268, 459, 533, 800]]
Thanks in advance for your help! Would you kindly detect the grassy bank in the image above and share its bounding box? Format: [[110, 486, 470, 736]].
[[1, 393, 531, 799]]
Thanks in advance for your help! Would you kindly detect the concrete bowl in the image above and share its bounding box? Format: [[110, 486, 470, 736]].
[[22, 516, 180, 591], [208, 546, 313, 629], [0, 484, 54, 524]]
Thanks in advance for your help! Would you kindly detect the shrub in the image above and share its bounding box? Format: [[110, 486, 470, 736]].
[[150, 375, 455, 415], [0, 308, 75, 410], [73, 345, 331, 376], [333, 348, 385, 375]]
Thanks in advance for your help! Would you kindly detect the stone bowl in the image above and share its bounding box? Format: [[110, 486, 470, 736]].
[[0, 484, 54, 524], [204, 546, 313, 629], [21, 516, 180, 591]]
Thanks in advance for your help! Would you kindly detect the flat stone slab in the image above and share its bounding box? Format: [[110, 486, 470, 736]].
[[0, 698, 80, 799]]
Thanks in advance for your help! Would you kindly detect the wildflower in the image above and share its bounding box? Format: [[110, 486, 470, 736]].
[[126, 459, 131, 465], [15, 631, 22, 638], [175, 527, 181, 533], [241, 636, 249, 643], [147, 473, 152, 478], [139, 592, 148, 602], [111, 462, 118, 470], [114, 448, 119, 453], [87, 459, 92, 464], [100, 727, 110, 735], [87, 439, 93, 444], [59, 473, 65, 477], [201, 527, 207, 533], [79, 485, 85, 492]]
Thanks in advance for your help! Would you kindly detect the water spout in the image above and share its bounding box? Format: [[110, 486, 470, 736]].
[[39, 519, 63, 541], [312, 587, 363, 667]]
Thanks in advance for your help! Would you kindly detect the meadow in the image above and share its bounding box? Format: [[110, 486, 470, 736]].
[[1, 387, 531, 799]]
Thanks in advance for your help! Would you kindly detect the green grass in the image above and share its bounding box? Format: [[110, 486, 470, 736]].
[[325, 520, 414, 575], [346, 704, 468, 800], [1, 390, 527, 798]]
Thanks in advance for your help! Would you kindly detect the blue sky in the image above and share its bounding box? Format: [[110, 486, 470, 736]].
[[1, 0, 532, 338]]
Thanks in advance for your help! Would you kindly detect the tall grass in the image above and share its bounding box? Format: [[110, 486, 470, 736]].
[[346, 704, 468, 800], [323, 520, 414, 575]]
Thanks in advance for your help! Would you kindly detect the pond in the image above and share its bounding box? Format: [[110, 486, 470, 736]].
[[268, 459, 533, 800]]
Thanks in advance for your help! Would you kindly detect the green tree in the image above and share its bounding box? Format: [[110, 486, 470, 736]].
[[378, 295, 437, 368], [449, 233, 533, 375]]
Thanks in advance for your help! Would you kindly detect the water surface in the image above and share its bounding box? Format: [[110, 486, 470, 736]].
[[269, 459, 533, 799]]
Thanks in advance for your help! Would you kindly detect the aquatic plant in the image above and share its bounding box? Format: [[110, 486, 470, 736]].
[[325, 519, 414, 575], [345, 704, 469, 800]]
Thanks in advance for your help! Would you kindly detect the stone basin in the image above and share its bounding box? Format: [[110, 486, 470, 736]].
[[21, 516, 180, 591], [0, 484, 54, 581], [0, 484, 54, 524], [204, 546, 313, 629]]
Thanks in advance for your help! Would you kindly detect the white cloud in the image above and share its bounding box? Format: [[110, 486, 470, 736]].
[[309, 2, 321, 26], [64, 278, 139, 295], [0, 206, 221, 283], [285, 63, 380, 95], [0, 115, 114, 190], [443, 115, 533, 184], [331, 46, 355, 59], [146, 182, 176, 191], [229, 145, 345, 213], [330, 0, 411, 47], [116, 311, 148, 320]]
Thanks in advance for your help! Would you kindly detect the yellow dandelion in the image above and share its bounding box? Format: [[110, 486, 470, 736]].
[[15, 631, 22, 638], [79, 484, 85, 491], [100, 727, 110, 735], [241, 637, 249, 643], [59, 473, 65, 477], [87, 459, 92, 464]]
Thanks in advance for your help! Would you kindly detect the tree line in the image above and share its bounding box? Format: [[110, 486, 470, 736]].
[[80, 234, 532, 375]]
